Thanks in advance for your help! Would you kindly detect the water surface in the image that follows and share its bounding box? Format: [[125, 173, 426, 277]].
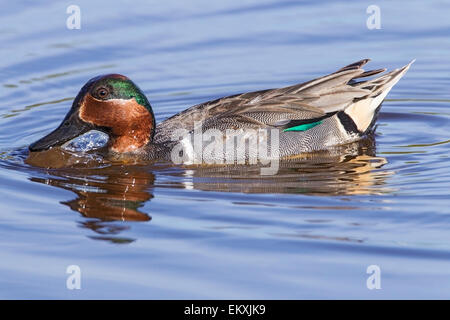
[[1, 0, 450, 299]]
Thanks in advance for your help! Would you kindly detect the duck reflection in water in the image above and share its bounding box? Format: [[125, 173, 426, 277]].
[[25, 133, 392, 242], [173, 134, 393, 196], [26, 155, 155, 243]]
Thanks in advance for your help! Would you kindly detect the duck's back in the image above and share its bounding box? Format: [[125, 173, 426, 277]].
[[153, 59, 413, 160]]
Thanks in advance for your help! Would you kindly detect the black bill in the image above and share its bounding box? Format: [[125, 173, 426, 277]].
[[29, 114, 94, 152]]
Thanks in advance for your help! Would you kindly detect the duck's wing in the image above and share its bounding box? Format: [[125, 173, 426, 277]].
[[198, 94, 327, 132], [155, 59, 406, 136], [155, 92, 329, 139], [267, 59, 392, 113]]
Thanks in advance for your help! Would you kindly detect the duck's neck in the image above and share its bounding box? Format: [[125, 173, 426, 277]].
[[109, 115, 154, 153]]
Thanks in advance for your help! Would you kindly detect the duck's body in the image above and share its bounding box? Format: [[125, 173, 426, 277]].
[[149, 59, 412, 162], [29, 59, 413, 164]]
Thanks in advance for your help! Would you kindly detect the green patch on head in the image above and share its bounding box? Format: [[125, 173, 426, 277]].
[[106, 78, 152, 111], [283, 120, 322, 132]]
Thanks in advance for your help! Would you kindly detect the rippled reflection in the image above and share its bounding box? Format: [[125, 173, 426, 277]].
[[166, 134, 392, 196], [27, 165, 154, 243], [22, 134, 394, 242], [186, 153, 391, 195]]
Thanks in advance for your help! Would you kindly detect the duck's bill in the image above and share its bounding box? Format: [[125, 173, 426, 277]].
[[29, 117, 94, 152]]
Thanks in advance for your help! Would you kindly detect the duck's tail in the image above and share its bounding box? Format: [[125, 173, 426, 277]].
[[344, 60, 415, 133]]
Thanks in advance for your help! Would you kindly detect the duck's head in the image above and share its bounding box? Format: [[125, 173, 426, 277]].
[[29, 74, 155, 153]]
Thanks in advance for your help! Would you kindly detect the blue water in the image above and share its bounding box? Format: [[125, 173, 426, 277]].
[[0, 0, 450, 298]]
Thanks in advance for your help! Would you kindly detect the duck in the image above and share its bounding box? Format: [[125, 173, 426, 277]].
[[29, 59, 413, 164]]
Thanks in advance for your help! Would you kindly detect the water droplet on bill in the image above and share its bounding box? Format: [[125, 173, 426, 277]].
[[62, 130, 109, 152]]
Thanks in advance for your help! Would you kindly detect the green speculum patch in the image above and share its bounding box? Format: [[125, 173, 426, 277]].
[[283, 120, 322, 132]]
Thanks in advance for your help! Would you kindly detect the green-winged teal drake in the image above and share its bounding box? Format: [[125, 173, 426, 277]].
[[29, 59, 413, 163]]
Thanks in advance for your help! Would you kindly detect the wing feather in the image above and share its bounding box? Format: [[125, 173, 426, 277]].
[[155, 59, 395, 140]]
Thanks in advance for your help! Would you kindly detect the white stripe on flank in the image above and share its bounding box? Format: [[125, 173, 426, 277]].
[[180, 135, 194, 164]]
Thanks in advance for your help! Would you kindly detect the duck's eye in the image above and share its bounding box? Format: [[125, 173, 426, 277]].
[[96, 87, 109, 99]]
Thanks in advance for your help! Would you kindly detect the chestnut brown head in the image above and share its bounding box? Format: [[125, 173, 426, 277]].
[[29, 74, 155, 153]]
